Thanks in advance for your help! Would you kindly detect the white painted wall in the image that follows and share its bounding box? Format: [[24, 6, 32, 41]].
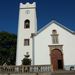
[[16, 2, 37, 65], [16, 2, 75, 66], [34, 23, 75, 65]]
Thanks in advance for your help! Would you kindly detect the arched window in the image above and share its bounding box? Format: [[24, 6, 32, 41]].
[[51, 30, 59, 44], [24, 19, 30, 28]]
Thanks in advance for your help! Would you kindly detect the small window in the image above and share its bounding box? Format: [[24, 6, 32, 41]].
[[52, 35, 58, 44], [52, 30, 57, 34], [51, 30, 59, 44], [24, 39, 30, 46], [24, 19, 30, 28]]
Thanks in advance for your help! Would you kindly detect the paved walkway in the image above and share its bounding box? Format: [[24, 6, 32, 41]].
[[51, 70, 75, 75]]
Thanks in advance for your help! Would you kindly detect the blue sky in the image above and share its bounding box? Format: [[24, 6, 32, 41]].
[[0, 0, 75, 34]]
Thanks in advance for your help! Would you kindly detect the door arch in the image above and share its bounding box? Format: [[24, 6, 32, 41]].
[[51, 49, 64, 71]]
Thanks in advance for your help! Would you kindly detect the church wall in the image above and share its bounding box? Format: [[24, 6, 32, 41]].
[[34, 23, 75, 65], [16, 2, 75, 66]]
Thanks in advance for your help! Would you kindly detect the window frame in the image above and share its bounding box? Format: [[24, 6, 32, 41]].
[[24, 39, 30, 46], [24, 19, 30, 29], [52, 35, 59, 44], [51, 30, 59, 44]]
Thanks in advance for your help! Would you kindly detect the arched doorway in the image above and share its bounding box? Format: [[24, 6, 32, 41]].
[[51, 49, 64, 71]]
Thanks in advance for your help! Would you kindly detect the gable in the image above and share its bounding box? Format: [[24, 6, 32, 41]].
[[34, 20, 75, 65], [37, 20, 75, 35]]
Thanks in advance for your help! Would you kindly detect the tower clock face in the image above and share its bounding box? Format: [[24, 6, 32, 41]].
[[26, 10, 30, 14]]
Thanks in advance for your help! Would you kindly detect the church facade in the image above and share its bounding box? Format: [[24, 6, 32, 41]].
[[16, 2, 75, 70]]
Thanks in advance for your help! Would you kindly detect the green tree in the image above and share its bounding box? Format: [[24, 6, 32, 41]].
[[22, 52, 31, 65], [0, 31, 17, 65]]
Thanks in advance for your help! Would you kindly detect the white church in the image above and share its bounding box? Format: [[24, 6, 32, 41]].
[[16, 2, 75, 70]]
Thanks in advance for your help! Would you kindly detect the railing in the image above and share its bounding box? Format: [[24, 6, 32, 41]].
[[0, 65, 51, 73], [64, 65, 75, 71]]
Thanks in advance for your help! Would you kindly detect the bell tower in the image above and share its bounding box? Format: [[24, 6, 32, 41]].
[[16, 2, 37, 65]]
